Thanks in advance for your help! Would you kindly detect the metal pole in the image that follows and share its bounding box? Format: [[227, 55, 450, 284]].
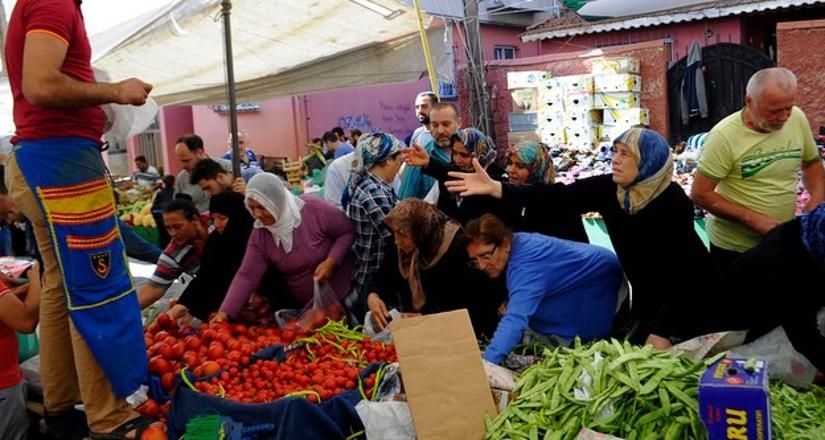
[[222, 0, 241, 178], [463, 0, 492, 135], [413, 0, 439, 98]]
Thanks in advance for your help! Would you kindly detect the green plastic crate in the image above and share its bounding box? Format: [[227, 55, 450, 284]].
[[133, 226, 160, 246]]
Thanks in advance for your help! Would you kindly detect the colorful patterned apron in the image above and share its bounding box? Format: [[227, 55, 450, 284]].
[[14, 138, 147, 398]]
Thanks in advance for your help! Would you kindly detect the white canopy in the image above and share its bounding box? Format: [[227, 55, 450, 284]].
[[92, 0, 453, 105]]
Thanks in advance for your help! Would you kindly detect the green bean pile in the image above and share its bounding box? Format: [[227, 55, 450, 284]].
[[485, 339, 722, 440], [771, 382, 825, 440]]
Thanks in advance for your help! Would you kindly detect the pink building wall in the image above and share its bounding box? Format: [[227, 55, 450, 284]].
[[192, 98, 305, 160], [158, 106, 194, 176], [539, 17, 744, 62], [452, 23, 542, 66]]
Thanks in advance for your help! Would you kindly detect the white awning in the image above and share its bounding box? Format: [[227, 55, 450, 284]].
[[92, 0, 453, 105]]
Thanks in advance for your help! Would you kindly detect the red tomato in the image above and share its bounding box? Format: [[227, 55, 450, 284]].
[[184, 336, 201, 351], [137, 399, 159, 418], [225, 339, 241, 351], [232, 324, 248, 336], [207, 345, 225, 360], [149, 356, 171, 375], [154, 331, 170, 341], [201, 361, 221, 376], [156, 313, 174, 331], [200, 329, 217, 343], [154, 343, 172, 360], [170, 342, 186, 360], [160, 372, 175, 392], [163, 336, 177, 346], [140, 426, 168, 440]]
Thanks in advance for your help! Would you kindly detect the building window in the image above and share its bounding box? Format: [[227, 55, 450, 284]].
[[494, 45, 517, 60]]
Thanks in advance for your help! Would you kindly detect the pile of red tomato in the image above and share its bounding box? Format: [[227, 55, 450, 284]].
[[137, 314, 396, 422]]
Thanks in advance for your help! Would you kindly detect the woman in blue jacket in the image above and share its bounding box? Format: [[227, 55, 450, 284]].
[[465, 214, 623, 364]]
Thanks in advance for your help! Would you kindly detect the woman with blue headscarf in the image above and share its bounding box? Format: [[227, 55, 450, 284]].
[[446, 128, 719, 347], [724, 203, 825, 373]]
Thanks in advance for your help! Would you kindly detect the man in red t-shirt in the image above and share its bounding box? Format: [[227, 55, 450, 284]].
[[4, 0, 158, 438], [0, 263, 40, 440]]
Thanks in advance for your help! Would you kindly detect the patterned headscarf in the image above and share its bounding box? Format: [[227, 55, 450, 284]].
[[801, 202, 825, 266], [342, 132, 401, 208], [508, 141, 555, 184], [383, 200, 461, 311], [245, 173, 305, 253], [614, 128, 674, 215], [450, 128, 497, 168]]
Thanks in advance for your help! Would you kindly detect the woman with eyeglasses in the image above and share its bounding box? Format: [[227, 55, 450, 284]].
[[465, 214, 623, 365], [365, 199, 504, 337], [404, 138, 588, 242], [445, 128, 719, 349]]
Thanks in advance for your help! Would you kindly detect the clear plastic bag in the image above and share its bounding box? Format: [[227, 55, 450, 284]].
[[728, 326, 817, 388], [363, 309, 402, 343], [274, 280, 343, 332], [94, 68, 158, 145]]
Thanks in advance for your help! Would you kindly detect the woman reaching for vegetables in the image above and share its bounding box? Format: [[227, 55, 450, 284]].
[[366, 199, 504, 337], [464, 214, 623, 364], [212, 173, 355, 323], [446, 128, 720, 348]]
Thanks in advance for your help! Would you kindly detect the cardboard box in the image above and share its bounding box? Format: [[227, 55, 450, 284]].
[[603, 108, 650, 126], [594, 74, 642, 93], [699, 358, 771, 440], [538, 79, 564, 102], [591, 57, 641, 75], [556, 74, 594, 94], [597, 124, 632, 142], [594, 92, 640, 109], [564, 109, 603, 127], [391, 310, 497, 440], [564, 93, 594, 112], [538, 98, 565, 113], [540, 127, 566, 145], [509, 112, 539, 132], [507, 71, 546, 89], [507, 131, 540, 148], [564, 126, 599, 145], [511, 88, 540, 113], [540, 110, 565, 128]]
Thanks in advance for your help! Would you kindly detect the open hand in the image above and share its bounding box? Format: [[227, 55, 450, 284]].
[[445, 158, 502, 198], [402, 143, 431, 168], [367, 293, 390, 330]]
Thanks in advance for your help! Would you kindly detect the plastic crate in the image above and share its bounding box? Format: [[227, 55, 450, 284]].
[[17, 332, 39, 362], [133, 226, 160, 246]]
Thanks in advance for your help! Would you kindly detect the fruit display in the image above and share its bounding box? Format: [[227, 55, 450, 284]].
[[139, 314, 397, 423], [119, 200, 156, 228]]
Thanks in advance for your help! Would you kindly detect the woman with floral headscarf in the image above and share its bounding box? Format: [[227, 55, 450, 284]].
[[344, 132, 405, 315], [445, 128, 720, 347], [212, 173, 355, 323], [723, 202, 825, 373], [366, 199, 504, 337]]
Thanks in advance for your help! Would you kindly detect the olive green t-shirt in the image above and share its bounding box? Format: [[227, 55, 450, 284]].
[[697, 106, 818, 252]]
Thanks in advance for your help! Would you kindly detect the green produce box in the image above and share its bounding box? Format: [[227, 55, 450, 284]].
[[17, 331, 39, 362], [133, 226, 160, 246]]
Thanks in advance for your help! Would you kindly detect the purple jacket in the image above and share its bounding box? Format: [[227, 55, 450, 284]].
[[220, 196, 355, 317]]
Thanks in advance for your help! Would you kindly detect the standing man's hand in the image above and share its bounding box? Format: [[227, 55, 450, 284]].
[[232, 177, 247, 194], [114, 78, 153, 106]]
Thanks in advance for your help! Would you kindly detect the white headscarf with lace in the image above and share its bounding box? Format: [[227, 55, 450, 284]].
[[245, 173, 305, 253]]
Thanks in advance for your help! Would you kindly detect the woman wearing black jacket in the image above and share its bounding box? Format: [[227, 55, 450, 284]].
[[445, 128, 718, 347], [725, 204, 825, 372], [365, 199, 504, 337], [407, 135, 589, 243]]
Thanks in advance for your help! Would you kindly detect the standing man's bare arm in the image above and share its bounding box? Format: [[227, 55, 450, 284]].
[[21, 33, 152, 108]]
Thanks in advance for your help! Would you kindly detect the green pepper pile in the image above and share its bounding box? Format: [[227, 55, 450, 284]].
[[485, 339, 722, 440], [771, 381, 825, 440]]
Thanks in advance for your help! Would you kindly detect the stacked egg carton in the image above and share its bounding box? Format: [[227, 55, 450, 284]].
[[506, 71, 546, 146], [591, 57, 649, 146]]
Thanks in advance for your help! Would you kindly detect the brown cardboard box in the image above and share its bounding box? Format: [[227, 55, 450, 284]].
[[391, 310, 496, 440], [511, 88, 539, 113], [507, 131, 540, 148]]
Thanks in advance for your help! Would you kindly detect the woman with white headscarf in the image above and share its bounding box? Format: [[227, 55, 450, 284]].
[[212, 173, 356, 322]]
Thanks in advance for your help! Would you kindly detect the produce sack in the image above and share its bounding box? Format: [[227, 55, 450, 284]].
[[274, 280, 343, 332], [729, 326, 817, 388], [167, 362, 383, 440]]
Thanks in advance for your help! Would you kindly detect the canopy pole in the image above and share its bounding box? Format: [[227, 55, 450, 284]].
[[221, 0, 241, 178], [413, 0, 439, 98]]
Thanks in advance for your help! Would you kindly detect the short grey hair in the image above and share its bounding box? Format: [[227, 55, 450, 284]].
[[746, 67, 797, 99]]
